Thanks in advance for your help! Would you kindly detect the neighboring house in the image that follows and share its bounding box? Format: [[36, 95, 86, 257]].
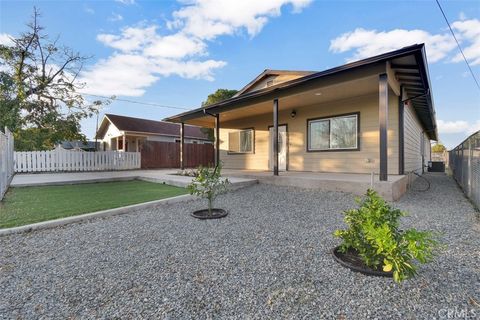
[[165, 44, 437, 181], [58, 140, 99, 151], [96, 114, 212, 152]]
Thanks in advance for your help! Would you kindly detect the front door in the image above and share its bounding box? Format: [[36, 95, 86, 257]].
[[269, 125, 287, 171]]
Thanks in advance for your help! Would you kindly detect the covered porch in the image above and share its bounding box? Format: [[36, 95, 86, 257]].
[[109, 134, 145, 152], [166, 44, 437, 191]]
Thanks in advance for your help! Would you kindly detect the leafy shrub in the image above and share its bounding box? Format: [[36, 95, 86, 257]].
[[334, 189, 440, 282], [187, 164, 230, 215]]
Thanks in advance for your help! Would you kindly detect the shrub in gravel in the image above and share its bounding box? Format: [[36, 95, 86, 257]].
[[334, 189, 441, 282], [187, 164, 230, 216]]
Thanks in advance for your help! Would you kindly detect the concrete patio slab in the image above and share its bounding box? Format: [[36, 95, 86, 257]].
[[10, 169, 258, 190], [222, 169, 409, 201]]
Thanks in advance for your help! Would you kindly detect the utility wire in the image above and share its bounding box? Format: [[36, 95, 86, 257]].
[[435, 0, 480, 91], [82, 92, 191, 111]]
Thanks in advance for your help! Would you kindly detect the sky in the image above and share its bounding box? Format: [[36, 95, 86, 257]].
[[1, 0, 479, 149]]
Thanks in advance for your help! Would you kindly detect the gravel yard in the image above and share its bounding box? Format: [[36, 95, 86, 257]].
[[1, 173, 479, 319]]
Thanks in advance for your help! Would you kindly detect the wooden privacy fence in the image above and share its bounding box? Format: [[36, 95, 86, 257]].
[[141, 141, 214, 169], [14, 148, 141, 173], [0, 127, 14, 200]]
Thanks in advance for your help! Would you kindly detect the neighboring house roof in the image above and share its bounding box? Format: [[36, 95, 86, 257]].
[[165, 44, 437, 140], [97, 114, 211, 140], [59, 140, 99, 150], [233, 69, 316, 97]]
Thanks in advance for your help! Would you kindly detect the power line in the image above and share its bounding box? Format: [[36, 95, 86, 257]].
[[435, 0, 480, 91], [82, 93, 191, 111]]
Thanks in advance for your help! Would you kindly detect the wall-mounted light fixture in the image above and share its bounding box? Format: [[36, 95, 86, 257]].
[[290, 110, 297, 118]]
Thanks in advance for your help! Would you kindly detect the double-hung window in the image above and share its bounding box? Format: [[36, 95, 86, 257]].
[[228, 128, 254, 153], [307, 113, 359, 151]]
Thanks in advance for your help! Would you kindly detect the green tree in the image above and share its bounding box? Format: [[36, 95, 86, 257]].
[[431, 143, 446, 153], [200, 89, 238, 140], [202, 89, 238, 106], [0, 8, 108, 150]]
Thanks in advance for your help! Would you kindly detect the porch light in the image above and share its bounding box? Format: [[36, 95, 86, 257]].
[[290, 110, 297, 118], [314, 92, 322, 96]]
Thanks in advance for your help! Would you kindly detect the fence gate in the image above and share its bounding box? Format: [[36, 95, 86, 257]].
[[141, 141, 214, 169]]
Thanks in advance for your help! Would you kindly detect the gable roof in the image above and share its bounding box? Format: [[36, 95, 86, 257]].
[[233, 69, 316, 97], [165, 44, 437, 140], [97, 114, 210, 140]]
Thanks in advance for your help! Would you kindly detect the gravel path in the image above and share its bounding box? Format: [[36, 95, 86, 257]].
[[1, 173, 479, 319]]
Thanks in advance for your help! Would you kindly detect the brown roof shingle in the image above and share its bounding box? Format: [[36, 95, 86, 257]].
[[105, 114, 210, 140]]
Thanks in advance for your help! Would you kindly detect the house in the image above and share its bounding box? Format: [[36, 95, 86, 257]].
[[96, 114, 212, 152], [58, 140, 100, 151], [165, 44, 437, 199]]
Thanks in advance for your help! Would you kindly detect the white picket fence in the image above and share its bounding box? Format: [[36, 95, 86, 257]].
[[14, 148, 141, 173], [0, 127, 14, 200]]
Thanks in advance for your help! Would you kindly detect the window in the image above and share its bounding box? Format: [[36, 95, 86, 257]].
[[307, 113, 359, 151], [228, 128, 254, 153]]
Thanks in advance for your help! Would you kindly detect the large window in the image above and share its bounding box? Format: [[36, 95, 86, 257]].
[[228, 128, 254, 153], [307, 113, 359, 151]]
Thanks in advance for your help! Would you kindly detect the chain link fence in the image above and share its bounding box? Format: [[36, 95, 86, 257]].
[[448, 130, 480, 209]]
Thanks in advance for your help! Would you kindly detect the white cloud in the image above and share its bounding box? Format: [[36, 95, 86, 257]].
[[437, 119, 480, 135], [329, 28, 456, 63], [170, 0, 312, 40], [0, 33, 14, 46], [97, 26, 158, 52], [329, 18, 480, 65], [451, 19, 480, 65], [80, 54, 158, 97], [84, 6, 95, 15], [109, 13, 124, 22], [115, 0, 135, 4], [82, 0, 312, 97]]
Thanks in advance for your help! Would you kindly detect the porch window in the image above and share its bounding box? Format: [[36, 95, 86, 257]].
[[307, 113, 359, 151], [228, 128, 254, 153]]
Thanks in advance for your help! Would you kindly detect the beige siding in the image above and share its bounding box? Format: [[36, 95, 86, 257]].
[[404, 102, 430, 173], [219, 90, 400, 174]]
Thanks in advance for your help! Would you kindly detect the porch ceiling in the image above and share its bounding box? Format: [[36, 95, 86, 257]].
[[183, 75, 379, 127]]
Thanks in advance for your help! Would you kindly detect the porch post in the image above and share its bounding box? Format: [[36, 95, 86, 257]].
[[123, 133, 127, 152], [215, 114, 220, 167], [398, 85, 405, 175], [180, 122, 185, 170], [379, 73, 388, 181], [273, 98, 279, 176]]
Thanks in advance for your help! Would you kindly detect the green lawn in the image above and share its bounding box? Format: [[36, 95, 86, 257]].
[[0, 180, 188, 228]]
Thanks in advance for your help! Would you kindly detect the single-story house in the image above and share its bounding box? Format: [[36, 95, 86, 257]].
[[165, 44, 437, 185], [96, 114, 212, 152]]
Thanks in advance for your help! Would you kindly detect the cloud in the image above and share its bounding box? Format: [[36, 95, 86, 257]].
[[169, 0, 312, 40], [115, 0, 135, 4], [97, 26, 157, 52], [84, 6, 95, 15], [437, 119, 480, 135], [451, 19, 480, 65], [329, 18, 480, 65], [0, 33, 14, 46], [82, 0, 312, 97], [109, 13, 124, 22]]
